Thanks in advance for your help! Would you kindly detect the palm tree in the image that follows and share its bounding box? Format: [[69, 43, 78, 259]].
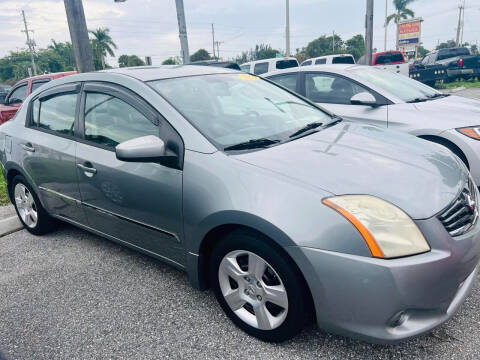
[[386, 0, 416, 49], [89, 28, 117, 69]]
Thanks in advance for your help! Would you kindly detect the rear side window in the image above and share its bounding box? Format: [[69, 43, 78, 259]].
[[332, 56, 355, 64], [35, 93, 77, 135], [31, 80, 50, 93], [375, 53, 404, 64], [253, 62, 269, 75], [84, 92, 158, 148], [301, 60, 312, 66], [269, 74, 297, 92], [275, 59, 298, 70], [315, 58, 327, 65]]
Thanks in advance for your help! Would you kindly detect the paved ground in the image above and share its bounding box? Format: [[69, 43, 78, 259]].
[[443, 87, 480, 100], [0, 224, 479, 360]]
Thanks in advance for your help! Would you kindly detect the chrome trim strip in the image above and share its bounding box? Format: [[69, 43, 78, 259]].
[[39, 186, 181, 242], [39, 186, 81, 205], [82, 202, 181, 242]]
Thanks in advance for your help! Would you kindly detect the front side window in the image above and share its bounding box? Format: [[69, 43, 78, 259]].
[[301, 60, 312, 66], [7, 84, 28, 104], [149, 74, 331, 148], [84, 92, 158, 148], [305, 73, 367, 104], [315, 58, 327, 65], [350, 67, 438, 102], [35, 93, 77, 135], [269, 74, 297, 92], [253, 62, 269, 75], [240, 65, 251, 72]]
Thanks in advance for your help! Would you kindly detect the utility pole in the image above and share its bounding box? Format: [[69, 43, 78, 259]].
[[63, 0, 95, 72], [215, 41, 223, 59], [175, 0, 190, 64], [460, 0, 466, 46], [211, 23, 216, 59], [456, 3, 464, 46], [285, 0, 290, 57], [332, 31, 335, 52], [365, 0, 374, 65], [384, 0, 388, 51], [21, 10, 37, 76]]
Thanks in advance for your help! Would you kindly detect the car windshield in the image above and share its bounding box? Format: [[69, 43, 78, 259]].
[[350, 67, 439, 102], [149, 74, 331, 149]]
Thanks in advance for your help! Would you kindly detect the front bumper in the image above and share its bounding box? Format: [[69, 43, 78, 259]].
[[286, 216, 480, 344]]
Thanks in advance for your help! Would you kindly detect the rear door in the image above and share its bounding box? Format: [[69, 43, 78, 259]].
[[267, 72, 300, 93], [22, 83, 87, 223], [299, 72, 389, 128], [75, 82, 185, 265]]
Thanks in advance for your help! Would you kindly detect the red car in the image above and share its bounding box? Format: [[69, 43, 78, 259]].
[[0, 71, 76, 125]]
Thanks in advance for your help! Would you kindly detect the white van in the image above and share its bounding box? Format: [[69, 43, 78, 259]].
[[240, 57, 299, 75], [301, 54, 355, 66]]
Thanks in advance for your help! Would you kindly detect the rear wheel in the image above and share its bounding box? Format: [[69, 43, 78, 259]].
[[210, 229, 311, 342], [10, 175, 57, 235]]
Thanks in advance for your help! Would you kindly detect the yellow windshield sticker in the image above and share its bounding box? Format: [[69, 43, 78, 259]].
[[237, 74, 259, 81]]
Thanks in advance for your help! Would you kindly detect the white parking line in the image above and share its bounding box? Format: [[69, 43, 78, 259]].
[[0, 216, 23, 237]]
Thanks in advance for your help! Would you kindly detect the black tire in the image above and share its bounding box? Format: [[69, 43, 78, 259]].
[[9, 175, 57, 235], [210, 228, 311, 342]]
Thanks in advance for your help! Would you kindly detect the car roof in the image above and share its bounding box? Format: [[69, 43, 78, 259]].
[[13, 71, 77, 87], [102, 65, 238, 82], [240, 57, 298, 66], [263, 64, 359, 77]]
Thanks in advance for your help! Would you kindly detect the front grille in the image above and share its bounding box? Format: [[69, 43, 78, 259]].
[[438, 178, 478, 237]]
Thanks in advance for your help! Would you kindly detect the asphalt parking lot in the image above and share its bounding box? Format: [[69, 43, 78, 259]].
[[0, 223, 479, 360]]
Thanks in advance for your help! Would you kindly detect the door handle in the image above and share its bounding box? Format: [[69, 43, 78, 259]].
[[22, 143, 35, 152], [77, 163, 97, 176]]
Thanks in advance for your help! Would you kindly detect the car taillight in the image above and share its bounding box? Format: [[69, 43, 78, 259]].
[[458, 58, 464, 67]]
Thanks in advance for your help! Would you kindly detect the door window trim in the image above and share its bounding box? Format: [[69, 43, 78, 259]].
[[299, 71, 392, 106], [26, 83, 82, 141]]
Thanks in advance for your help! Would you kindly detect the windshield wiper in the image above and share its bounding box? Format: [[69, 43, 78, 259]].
[[223, 138, 280, 151], [289, 121, 323, 138], [406, 97, 429, 103], [427, 93, 450, 99]]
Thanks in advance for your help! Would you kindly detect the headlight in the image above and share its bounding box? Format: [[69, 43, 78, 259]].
[[457, 127, 480, 140], [322, 195, 430, 259]]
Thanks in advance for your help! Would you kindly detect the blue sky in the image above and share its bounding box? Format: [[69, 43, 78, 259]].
[[0, 0, 478, 65]]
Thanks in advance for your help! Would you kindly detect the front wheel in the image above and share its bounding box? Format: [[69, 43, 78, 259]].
[[210, 229, 311, 342]]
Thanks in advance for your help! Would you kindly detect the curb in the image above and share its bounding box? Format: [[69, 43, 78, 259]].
[[0, 216, 23, 237]]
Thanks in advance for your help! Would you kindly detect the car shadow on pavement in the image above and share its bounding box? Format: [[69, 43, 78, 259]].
[[0, 222, 476, 359]]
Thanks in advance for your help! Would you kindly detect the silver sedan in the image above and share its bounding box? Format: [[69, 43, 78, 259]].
[[0, 66, 479, 344], [265, 65, 480, 184]]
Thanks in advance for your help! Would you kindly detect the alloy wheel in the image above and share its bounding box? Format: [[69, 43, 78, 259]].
[[218, 250, 288, 330], [14, 183, 38, 228]]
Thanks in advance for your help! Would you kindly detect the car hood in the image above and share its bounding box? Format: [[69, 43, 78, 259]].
[[410, 95, 480, 128], [234, 122, 467, 219]]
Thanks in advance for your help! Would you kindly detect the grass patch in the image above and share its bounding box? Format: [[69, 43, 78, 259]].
[[0, 172, 9, 206], [435, 78, 480, 90]]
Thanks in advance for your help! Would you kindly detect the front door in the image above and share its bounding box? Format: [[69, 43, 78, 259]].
[[302, 72, 388, 128], [0, 82, 28, 124], [22, 83, 87, 224], [75, 83, 185, 265]]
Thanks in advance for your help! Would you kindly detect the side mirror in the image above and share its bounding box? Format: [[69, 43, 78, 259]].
[[350, 92, 377, 106], [116, 135, 176, 163]]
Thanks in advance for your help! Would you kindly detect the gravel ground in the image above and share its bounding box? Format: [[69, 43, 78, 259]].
[[0, 224, 479, 360]]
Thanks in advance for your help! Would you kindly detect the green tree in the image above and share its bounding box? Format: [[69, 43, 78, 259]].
[[162, 57, 181, 65], [471, 45, 478, 55], [118, 54, 145, 67], [345, 34, 365, 60], [304, 34, 344, 58], [417, 45, 429, 58], [386, 0, 416, 48], [250, 44, 280, 60], [436, 40, 457, 50], [89, 28, 117, 70], [48, 40, 75, 70], [190, 49, 211, 62]]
